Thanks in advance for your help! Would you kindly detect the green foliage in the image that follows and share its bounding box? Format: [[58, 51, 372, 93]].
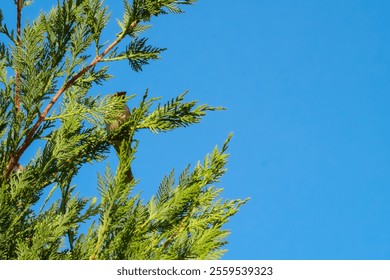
[[0, 0, 247, 260]]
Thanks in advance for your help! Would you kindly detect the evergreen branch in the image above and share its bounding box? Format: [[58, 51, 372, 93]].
[[93, 157, 138, 259], [4, 19, 139, 178], [5, 0, 198, 178], [135, 135, 248, 259], [139, 91, 225, 133], [0, 45, 12, 68], [0, 0, 247, 260], [102, 39, 166, 71], [125, 37, 166, 72], [15, 0, 22, 112]]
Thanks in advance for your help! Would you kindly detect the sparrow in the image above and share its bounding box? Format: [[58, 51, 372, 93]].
[[105, 91, 133, 183], [13, 162, 24, 174]]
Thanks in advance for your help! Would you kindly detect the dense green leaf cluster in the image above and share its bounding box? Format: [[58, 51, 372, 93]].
[[0, 0, 247, 260]]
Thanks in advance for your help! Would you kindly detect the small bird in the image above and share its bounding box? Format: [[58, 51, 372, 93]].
[[105, 91, 133, 183], [13, 162, 24, 174]]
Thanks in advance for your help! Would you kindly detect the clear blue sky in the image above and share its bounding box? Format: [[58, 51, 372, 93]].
[[4, 0, 390, 259]]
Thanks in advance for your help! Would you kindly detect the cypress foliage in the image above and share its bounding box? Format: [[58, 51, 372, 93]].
[[0, 0, 248, 260]]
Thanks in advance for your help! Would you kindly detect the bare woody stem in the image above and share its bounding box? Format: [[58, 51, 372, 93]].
[[5, 20, 139, 178]]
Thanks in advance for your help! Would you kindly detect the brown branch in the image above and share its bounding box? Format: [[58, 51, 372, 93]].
[[5, 20, 139, 178]]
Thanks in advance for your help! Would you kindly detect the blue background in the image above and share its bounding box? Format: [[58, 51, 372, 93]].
[[2, 0, 390, 259]]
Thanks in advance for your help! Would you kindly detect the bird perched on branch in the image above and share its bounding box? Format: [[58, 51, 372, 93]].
[[105, 91, 133, 183], [13, 162, 24, 174]]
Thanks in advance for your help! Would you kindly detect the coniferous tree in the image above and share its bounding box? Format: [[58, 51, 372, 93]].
[[0, 0, 248, 260]]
